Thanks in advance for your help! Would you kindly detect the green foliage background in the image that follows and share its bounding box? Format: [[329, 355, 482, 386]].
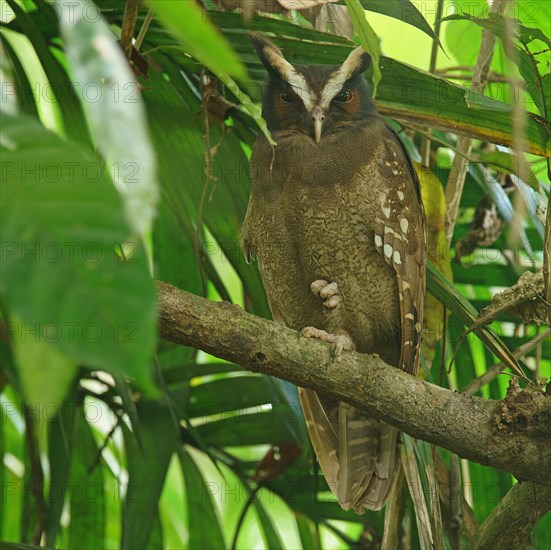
[[0, 0, 549, 548]]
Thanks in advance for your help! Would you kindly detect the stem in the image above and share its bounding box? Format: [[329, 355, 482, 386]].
[[120, 0, 140, 59], [421, 0, 444, 167], [444, 0, 513, 244]]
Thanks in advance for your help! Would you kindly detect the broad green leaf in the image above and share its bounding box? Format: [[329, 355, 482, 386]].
[[140, 68, 269, 318], [121, 398, 178, 549], [148, 0, 247, 81], [361, 0, 439, 43], [344, 0, 382, 96], [59, 0, 158, 247], [68, 409, 105, 549], [9, 318, 77, 407], [4, 0, 91, 146], [0, 114, 157, 402], [178, 448, 225, 549]]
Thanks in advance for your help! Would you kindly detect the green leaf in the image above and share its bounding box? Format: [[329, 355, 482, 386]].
[[186, 376, 273, 418], [512, 45, 546, 118], [442, 13, 549, 117], [361, 0, 440, 43], [0, 391, 4, 539], [542, 74, 551, 120], [141, 68, 270, 318], [46, 399, 78, 546], [146, 510, 164, 550], [253, 493, 285, 549], [441, 13, 550, 48], [59, 0, 158, 246], [0, 114, 157, 402], [344, 0, 382, 97], [197, 404, 298, 446], [9, 319, 77, 408], [216, 72, 276, 145], [121, 398, 179, 549], [148, 0, 248, 82], [2, 37, 39, 118], [4, 0, 91, 146], [68, 409, 105, 550], [178, 448, 225, 549], [478, 151, 540, 191], [295, 511, 321, 550], [468, 164, 514, 223]]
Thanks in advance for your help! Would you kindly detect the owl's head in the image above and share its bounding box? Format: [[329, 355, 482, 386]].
[[251, 33, 376, 144]]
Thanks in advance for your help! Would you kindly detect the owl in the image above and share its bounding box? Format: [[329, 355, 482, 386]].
[[242, 33, 426, 512]]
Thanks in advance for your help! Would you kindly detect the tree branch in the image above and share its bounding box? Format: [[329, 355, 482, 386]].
[[157, 281, 551, 486], [468, 481, 551, 549]]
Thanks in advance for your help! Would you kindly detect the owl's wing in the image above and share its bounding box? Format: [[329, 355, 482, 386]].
[[372, 125, 426, 376]]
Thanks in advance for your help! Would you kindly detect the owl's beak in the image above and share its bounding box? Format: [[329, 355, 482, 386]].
[[310, 105, 325, 144]]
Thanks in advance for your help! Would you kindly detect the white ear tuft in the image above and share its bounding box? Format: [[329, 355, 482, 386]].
[[320, 46, 371, 109], [250, 33, 316, 110]]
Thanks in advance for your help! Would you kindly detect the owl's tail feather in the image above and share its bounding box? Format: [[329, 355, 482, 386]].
[[299, 388, 400, 512]]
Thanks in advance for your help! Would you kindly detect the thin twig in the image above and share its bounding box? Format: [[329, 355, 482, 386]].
[[120, 0, 140, 59], [135, 8, 154, 52], [195, 72, 213, 298], [421, 0, 444, 167]]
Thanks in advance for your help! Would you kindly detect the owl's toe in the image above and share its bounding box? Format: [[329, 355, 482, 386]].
[[300, 326, 354, 360], [331, 333, 355, 360], [310, 279, 329, 295], [310, 280, 342, 310]]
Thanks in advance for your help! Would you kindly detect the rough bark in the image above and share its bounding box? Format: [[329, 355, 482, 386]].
[[157, 281, 551, 486]]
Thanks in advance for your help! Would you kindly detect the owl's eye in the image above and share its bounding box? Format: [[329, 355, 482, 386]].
[[334, 90, 353, 103], [280, 89, 299, 103]]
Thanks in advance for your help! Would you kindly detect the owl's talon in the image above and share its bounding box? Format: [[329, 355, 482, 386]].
[[300, 326, 354, 359], [310, 280, 342, 310]]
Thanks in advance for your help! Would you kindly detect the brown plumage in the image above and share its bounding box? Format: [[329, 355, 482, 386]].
[[242, 34, 426, 512]]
